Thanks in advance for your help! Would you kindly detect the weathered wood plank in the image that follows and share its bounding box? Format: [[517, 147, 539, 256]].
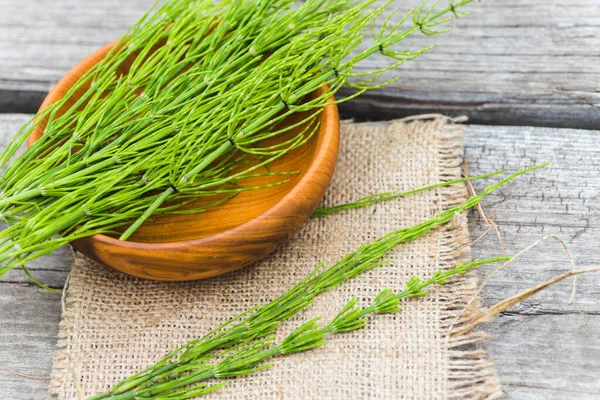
[[0, 284, 62, 400], [0, 117, 599, 398], [483, 314, 600, 400], [466, 125, 600, 313], [465, 124, 600, 398], [1, 1, 600, 128]]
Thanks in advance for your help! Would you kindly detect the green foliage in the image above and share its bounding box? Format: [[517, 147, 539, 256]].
[[0, 0, 547, 397], [331, 298, 369, 332], [90, 257, 510, 399], [87, 165, 545, 400], [280, 318, 328, 354], [312, 170, 505, 218], [0, 0, 478, 284]]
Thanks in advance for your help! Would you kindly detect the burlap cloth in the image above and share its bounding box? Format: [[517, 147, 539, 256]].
[[50, 117, 501, 399]]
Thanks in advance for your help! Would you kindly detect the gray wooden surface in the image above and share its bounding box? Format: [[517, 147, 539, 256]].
[[466, 125, 600, 400], [1, 0, 599, 128], [1, 0, 600, 399], [1, 116, 599, 399]]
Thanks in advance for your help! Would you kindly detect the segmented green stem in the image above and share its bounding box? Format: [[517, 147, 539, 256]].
[[89, 165, 546, 399], [0, 0, 479, 283], [91, 256, 509, 399]]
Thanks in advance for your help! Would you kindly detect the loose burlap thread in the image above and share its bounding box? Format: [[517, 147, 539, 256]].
[[50, 117, 502, 399]]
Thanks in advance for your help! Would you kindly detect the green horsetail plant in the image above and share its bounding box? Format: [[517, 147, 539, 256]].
[[90, 257, 509, 400], [0, 0, 479, 285], [311, 169, 506, 217], [87, 164, 546, 399]]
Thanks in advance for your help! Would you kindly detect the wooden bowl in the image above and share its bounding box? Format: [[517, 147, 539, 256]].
[[29, 41, 340, 281]]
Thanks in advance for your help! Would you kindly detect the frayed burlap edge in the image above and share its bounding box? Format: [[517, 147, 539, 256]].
[[425, 117, 503, 400], [50, 116, 503, 399], [382, 116, 502, 399]]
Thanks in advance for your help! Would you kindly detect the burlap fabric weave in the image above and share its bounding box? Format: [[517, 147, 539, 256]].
[[50, 117, 501, 399]]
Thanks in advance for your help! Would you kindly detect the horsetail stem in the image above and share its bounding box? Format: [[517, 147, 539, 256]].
[[91, 256, 510, 399], [89, 165, 547, 399], [0, 0, 480, 283], [312, 169, 506, 218]]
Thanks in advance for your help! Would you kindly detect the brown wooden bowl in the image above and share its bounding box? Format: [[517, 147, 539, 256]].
[[29, 41, 340, 281]]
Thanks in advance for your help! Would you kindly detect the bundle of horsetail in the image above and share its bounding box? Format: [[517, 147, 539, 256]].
[[86, 164, 545, 399], [92, 258, 509, 399], [0, 0, 476, 285]]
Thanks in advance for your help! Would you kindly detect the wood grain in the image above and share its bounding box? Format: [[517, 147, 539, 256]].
[[1, 0, 599, 128], [0, 284, 62, 400], [1, 116, 599, 398], [465, 124, 600, 399]]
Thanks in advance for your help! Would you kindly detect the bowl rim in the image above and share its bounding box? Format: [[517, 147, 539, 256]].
[[30, 40, 340, 252]]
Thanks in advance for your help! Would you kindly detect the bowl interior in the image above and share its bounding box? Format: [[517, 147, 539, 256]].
[[31, 41, 327, 244], [126, 106, 322, 243]]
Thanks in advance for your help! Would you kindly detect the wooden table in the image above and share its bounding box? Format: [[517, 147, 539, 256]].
[[1, 1, 599, 399]]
